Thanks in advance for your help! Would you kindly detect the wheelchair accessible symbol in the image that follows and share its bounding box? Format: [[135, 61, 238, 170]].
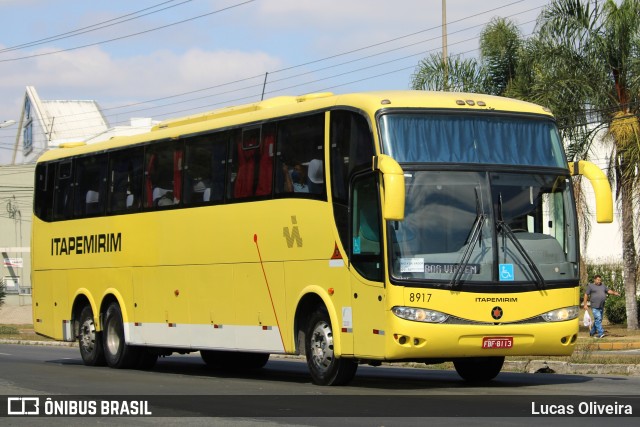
[[499, 264, 514, 281]]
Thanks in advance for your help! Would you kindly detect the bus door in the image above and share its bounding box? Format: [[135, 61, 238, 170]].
[[349, 172, 386, 358]]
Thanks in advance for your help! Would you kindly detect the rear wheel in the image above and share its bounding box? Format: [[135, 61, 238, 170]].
[[201, 350, 269, 370], [78, 305, 106, 366], [305, 309, 357, 386], [453, 356, 504, 382], [102, 302, 140, 369]]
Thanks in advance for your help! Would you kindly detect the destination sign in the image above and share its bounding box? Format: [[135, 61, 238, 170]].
[[424, 263, 480, 274]]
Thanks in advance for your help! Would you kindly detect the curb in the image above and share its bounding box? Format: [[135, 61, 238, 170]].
[[503, 360, 640, 376], [0, 339, 77, 347]]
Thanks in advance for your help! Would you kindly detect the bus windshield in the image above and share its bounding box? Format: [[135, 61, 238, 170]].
[[389, 171, 578, 285], [379, 113, 566, 167], [381, 113, 578, 286]]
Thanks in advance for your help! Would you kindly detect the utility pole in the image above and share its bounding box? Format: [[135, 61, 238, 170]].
[[442, 0, 448, 90]]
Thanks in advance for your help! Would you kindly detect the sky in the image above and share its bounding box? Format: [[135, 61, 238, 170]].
[[0, 0, 553, 163]]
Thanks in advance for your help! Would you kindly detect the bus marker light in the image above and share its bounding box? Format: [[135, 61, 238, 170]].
[[174, 290, 180, 296], [328, 288, 334, 296]]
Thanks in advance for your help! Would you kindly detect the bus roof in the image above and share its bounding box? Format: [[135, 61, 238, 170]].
[[35, 90, 554, 163]]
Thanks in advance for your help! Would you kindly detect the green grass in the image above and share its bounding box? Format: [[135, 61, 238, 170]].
[[0, 324, 54, 341]]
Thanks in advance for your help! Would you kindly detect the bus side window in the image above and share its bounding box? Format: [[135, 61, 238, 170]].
[[255, 124, 276, 196], [228, 125, 275, 200], [231, 127, 260, 199], [73, 154, 108, 217], [275, 113, 325, 196], [52, 161, 74, 221], [144, 142, 183, 208], [34, 163, 55, 222], [184, 132, 227, 205], [330, 110, 375, 249], [108, 148, 143, 213], [351, 173, 383, 281]]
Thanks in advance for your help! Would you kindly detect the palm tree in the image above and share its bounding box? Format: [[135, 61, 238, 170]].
[[530, 0, 640, 329], [411, 17, 522, 95], [410, 2, 640, 328], [411, 53, 488, 92]]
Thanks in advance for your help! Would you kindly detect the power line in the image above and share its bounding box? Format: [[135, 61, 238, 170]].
[[0, 0, 256, 63], [0, 0, 191, 54], [5, 3, 544, 136]]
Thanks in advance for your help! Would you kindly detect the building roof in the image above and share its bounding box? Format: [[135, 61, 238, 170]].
[[39, 99, 109, 145]]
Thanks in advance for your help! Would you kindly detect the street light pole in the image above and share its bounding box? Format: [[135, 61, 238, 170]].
[[442, 0, 448, 90]]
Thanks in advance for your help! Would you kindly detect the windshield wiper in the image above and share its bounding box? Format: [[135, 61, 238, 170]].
[[450, 213, 486, 288], [496, 193, 545, 289], [450, 188, 486, 288]]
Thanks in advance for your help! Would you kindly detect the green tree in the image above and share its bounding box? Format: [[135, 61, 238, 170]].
[[410, 1, 640, 328], [479, 17, 522, 96], [411, 53, 488, 92], [411, 17, 522, 95], [529, 0, 640, 330]]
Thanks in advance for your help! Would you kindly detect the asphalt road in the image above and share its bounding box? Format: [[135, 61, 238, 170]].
[[0, 343, 638, 426]]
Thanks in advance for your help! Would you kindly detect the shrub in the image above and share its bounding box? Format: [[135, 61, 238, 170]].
[[604, 295, 640, 325], [605, 295, 627, 324], [0, 325, 19, 335]]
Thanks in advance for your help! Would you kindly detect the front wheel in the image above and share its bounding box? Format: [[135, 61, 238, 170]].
[[453, 356, 504, 382], [305, 310, 357, 386], [78, 305, 106, 366], [102, 302, 140, 369]]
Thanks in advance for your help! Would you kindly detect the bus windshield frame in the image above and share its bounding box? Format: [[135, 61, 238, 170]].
[[379, 111, 579, 292]]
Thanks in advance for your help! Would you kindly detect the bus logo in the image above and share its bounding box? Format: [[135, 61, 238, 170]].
[[491, 306, 503, 320], [283, 216, 303, 248]]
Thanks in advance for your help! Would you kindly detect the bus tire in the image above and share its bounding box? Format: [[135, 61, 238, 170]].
[[102, 302, 140, 369], [453, 356, 504, 382], [305, 309, 357, 386], [78, 305, 106, 366], [201, 350, 269, 370]]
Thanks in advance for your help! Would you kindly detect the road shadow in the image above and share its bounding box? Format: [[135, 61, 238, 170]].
[[47, 353, 595, 391]]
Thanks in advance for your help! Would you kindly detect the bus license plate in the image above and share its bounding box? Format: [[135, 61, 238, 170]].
[[482, 337, 513, 349]]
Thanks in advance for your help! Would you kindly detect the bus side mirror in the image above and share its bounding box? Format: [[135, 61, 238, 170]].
[[569, 160, 613, 223], [373, 154, 405, 221]]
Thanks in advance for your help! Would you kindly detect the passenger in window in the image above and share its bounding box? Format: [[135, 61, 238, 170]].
[[282, 161, 309, 193]]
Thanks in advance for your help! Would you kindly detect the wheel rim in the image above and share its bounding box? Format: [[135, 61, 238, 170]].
[[80, 318, 96, 352], [105, 317, 120, 356], [310, 320, 334, 372]]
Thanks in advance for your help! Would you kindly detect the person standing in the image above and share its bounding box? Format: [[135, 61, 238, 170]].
[[582, 274, 620, 338]]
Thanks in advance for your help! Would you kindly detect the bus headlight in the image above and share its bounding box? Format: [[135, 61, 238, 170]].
[[392, 306, 449, 323], [541, 306, 579, 322]]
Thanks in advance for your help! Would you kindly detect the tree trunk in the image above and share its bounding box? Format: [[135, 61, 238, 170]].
[[620, 176, 638, 330]]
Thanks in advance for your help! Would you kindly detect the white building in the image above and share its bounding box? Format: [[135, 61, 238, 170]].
[[1, 87, 158, 305], [11, 86, 109, 164]]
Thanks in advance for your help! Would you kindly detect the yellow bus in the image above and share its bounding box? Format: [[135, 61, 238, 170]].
[[32, 91, 612, 385]]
